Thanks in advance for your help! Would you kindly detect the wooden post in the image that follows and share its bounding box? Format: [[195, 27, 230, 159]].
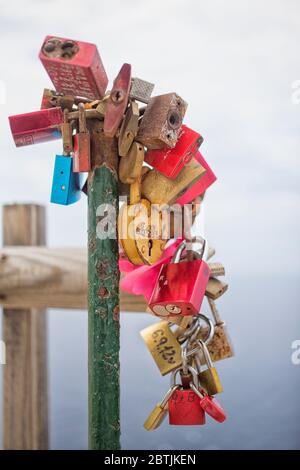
[[2, 204, 48, 450], [87, 121, 120, 449]]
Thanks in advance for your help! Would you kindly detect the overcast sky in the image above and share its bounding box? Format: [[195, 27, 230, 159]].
[[0, 0, 299, 450], [0, 0, 299, 277]]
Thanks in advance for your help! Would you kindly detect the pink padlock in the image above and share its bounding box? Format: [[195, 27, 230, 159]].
[[119, 239, 183, 302]]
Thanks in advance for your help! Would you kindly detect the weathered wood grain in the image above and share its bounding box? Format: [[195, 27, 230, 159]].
[[2, 204, 48, 450], [0, 246, 147, 312]]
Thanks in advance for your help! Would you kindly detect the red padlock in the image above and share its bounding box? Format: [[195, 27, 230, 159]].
[[104, 63, 132, 137], [39, 36, 108, 100], [144, 125, 203, 179], [169, 389, 206, 425], [190, 383, 226, 423], [148, 238, 210, 317], [176, 151, 217, 205], [168, 367, 205, 425], [9, 107, 63, 147]]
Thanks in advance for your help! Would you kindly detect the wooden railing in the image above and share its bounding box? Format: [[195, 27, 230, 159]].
[[0, 203, 145, 450]]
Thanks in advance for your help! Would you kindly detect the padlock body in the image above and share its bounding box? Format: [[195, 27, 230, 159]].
[[169, 389, 205, 425], [73, 133, 91, 172], [206, 278, 228, 300], [141, 157, 205, 205], [39, 36, 108, 100], [137, 93, 187, 149], [140, 321, 182, 376], [51, 155, 83, 205], [199, 367, 223, 396], [198, 324, 234, 363], [145, 125, 202, 179], [130, 77, 154, 104], [144, 404, 167, 431], [9, 108, 63, 147], [200, 395, 226, 423], [149, 259, 210, 317], [104, 63, 132, 137], [176, 151, 217, 205]]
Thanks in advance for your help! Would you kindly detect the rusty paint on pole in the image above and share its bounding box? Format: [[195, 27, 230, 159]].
[[87, 120, 120, 450]]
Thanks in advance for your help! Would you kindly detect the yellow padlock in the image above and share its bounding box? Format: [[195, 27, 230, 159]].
[[119, 141, 144, 184], [119, 172, 166, 266], [197, 340, 223, 395], [141, 157, 206, 205]]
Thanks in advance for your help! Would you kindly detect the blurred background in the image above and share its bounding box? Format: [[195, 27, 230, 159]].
[[0, 0, 299, 450]]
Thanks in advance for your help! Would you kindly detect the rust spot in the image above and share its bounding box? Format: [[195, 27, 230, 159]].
[[110, 420, 120, 432], [98, 286, 109, 298], [96, 260, 109, 279], [0, 254, 7, 262], [113, 305, 120, 322], [0, 293, 6, 300]]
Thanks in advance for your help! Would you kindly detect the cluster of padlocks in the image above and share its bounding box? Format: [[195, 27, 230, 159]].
[[121, 237, 233, 428], [8, 36, 233, 428]]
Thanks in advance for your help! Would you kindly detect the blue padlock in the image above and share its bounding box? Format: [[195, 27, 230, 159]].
[[51, 155, 83, 205]]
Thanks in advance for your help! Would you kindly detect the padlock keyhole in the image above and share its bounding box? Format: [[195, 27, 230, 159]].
[[148, 239, 153, 257], [111, 89, 125, 103], [168, 111, 181, 130]]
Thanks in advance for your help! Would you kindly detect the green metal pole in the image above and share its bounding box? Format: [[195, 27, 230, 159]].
[[87, 120, 120, 450]]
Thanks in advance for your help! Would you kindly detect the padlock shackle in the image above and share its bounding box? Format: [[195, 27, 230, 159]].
[[78, 102, 87, 133], [171, 365, 199, 390], [63, 108, 69, 123], [197, 339, 214, 369], [186, 235, 208, 261], [172, 236, 208, 263], [171, 239, 187, 264], [178, 313, 214, 346], [160, 385, 179, 408], [190, 382, 205, 400]]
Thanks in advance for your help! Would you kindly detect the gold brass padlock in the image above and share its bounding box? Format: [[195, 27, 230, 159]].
[[119, 179, 145, 265], [198, 323, 234, 363], [134, 199, 167, 265], [118, 100, 139, 157], [205, 278, 228, 300], [208, 262, 225, 277], [168, 316, 192, 329], [118, 177, 166, 265], [141, 157, 206, 205], [119, 141, 144, 184], [197, 298, 234, 363], [144, 385, 179, 431], [197, 340, 223, 395], [140, 321, 182, 376], [95, 92, 110, 117]]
